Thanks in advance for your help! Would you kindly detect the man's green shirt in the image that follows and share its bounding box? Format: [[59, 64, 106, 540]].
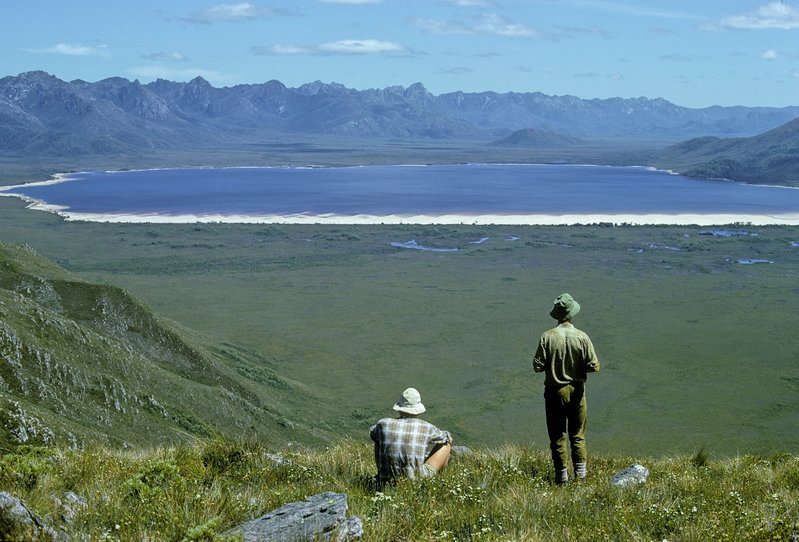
[[533, 322, 600, 386]]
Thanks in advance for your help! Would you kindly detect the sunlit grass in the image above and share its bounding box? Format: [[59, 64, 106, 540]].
[[2, 440, 798, 541]]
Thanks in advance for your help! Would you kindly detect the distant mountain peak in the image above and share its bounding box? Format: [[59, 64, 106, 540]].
[[296, 80, 347, 96], [16, 70, 56, 82], [405, 82, 429, 94], [188, 76, 211, 87]]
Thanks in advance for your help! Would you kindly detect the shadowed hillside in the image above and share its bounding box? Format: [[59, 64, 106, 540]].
[[655, 116, 799, 187], [490, 128, 584, 147], [0, 242, 332, 451]]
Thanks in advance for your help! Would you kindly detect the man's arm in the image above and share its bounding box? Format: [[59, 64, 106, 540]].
[[533, 339, 546, 373], [425, 421, 452, 445], [584, 337, 600, 373], [433, 428, 452, 444]]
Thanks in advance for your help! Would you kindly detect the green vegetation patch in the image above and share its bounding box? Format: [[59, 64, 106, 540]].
[[1, 195, 798, 455], [1, 440, 798, 541]]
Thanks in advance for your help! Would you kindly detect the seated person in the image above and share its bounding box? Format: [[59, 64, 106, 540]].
[[370, 387, 453, 485]]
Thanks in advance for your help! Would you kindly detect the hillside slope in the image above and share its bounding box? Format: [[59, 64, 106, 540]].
[[0, 242, 330, 450], [655, 116, 799, 186]]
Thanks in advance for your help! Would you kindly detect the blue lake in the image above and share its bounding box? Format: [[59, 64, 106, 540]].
[[2, 164, 798, 224]]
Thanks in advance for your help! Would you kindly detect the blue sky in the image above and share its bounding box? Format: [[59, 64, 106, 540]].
[[4, 1, 799, 108]]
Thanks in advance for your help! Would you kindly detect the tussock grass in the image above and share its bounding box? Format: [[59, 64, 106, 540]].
[[1, 440, 798, 541]]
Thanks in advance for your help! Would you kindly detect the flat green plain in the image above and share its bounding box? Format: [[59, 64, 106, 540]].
[[1, 190, 797, 458]]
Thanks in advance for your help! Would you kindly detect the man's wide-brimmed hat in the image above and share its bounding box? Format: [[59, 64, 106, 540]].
[[393, 387, 426, 415], [550, 293, 581, 320]]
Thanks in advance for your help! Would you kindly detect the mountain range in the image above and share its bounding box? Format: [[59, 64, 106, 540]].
[[2, 71, 799, 156], [2, 71, 799, 186]]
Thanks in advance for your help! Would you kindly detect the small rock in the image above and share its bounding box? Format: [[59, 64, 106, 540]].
[[61, 491, 87, 523], [265, 453, 291, 466], [451, 445, 473, 456], [611, 464, 650, 487]]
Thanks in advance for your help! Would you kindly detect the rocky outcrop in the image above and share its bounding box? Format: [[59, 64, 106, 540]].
[[225, 491, 363, 541], [0, 491, 61, 541]]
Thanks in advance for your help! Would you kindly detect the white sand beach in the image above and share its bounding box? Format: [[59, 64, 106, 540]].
[[25, 209, 799, 226]]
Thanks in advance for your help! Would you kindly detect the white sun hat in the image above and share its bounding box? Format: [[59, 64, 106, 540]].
[[392, 387, 426, 415]]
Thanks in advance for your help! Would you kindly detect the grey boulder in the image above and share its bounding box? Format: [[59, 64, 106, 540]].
[[226, 491, 362, 541]]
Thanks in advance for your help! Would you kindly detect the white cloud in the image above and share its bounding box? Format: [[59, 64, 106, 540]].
[[264, 44, 313, 55], [762, 49, 779, 59], [319, 39, 404, 53], [31, 43, 107, 56], [256, 39, 404, 55], [411, 17, 470, 35], [413, 14, 539, 37], [143, 51, 189, 62], [183, 3, 265, 23], [475, 14, 539, 37], [713, 2, 799, 30]]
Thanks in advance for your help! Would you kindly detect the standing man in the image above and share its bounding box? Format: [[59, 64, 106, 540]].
[[370, 387, 453, 486], [533, 293, 600, 484]]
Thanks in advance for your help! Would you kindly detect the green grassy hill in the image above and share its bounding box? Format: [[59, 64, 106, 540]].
[[0, 242, 333, 451]]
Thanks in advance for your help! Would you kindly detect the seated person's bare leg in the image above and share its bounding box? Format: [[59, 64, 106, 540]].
[[424, 442, 452, 473]]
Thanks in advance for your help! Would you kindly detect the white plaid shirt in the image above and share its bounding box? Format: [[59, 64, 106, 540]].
[[370, 416, 451, 482]]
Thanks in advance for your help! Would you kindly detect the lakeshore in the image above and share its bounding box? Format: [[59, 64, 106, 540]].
[[2, 163, 799, 225], [5, 208, 799, 226]]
